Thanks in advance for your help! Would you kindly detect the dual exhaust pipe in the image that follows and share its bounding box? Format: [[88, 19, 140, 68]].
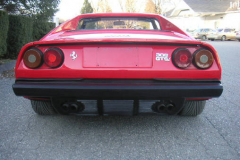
[[61, 102, 85, 114], [59, 100, 176, 115], [152, 101, 175, 113]]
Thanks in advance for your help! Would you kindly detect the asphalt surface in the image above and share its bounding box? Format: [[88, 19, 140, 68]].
[[0, 41, 240, 160], [0, 60, 16, 74]]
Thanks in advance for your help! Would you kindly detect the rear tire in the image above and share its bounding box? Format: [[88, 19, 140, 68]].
[[202, 35, 207, 41], [210, 39, 214, 41], [179, 100, 206, 116], [31, 100, 57, 115], [221, 36, 226, 41]]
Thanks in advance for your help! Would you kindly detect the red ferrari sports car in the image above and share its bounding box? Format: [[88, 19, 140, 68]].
[[13, 13, 223, 116]]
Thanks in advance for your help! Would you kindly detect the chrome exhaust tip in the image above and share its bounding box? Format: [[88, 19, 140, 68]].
[[70, 103, 79, 112], [166, 103, 175, 111], [61, 102, 85, 114], [62, 103, 70, 113], [152, 101, 176, 113], [157, 103, 166, 112]]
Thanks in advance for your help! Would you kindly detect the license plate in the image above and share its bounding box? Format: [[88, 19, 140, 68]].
[[83, 46, 153, 68]]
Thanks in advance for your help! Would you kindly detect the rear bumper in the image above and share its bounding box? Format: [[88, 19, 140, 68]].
[[13, 79, 223, 100]]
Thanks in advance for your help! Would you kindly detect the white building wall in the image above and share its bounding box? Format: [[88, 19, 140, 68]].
[[203, 14, 225, 29], [203, 13, 240, 30], [169, 12, 240, 31], [223, 12, 240, 30], [169, 17, 204, 31]]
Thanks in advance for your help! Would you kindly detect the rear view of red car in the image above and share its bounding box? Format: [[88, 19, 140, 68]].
[[12, 13, 223, 116]]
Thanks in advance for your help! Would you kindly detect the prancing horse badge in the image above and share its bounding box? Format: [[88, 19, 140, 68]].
[[70, 51, 78, 60]]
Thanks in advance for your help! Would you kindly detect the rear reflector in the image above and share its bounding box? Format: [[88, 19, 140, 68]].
[[172, 48, 193, 69], [193, 49, 213, 69], [44, 48, 64, 68], [23, 48, 43, 69]]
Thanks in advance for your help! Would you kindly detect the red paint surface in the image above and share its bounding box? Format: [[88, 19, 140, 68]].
[[15, 13, 222, 81]]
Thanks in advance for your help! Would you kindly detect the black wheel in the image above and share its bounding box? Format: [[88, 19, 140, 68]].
[[202, 35, 207, 41], [178, 100, 206, 116], [210, 39, 214, 41], [238, 39, 240, 42], [31, 100, 57, 115], [221, 35, 226, 41]]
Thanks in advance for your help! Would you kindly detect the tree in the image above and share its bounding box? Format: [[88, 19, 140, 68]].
[[105, 2, 112, 13], [146, 0, 180, 15], [81, 0, 93, 14], [0, 0, 60, 21], [154, 0, 162, 14], [92, 0, 112, 13], [145, 0, 157, 14], [125, 0, 137, 13], [118, 0, 124, 12]]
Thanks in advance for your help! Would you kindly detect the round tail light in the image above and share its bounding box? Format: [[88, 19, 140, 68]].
[[193, 49, 213, 69], [172, 48, 193, 69], [44, 48, 64, 68], [23, 48, 43, 69]]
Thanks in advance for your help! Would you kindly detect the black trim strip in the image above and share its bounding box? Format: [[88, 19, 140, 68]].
[[16, 78, 83, 82], [13, 79, 223, 100], [152, 78, 220, 83], [15, 78, 221, 83]]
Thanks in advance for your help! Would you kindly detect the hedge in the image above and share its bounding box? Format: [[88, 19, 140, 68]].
[[33, 21, 55, 41], [0, 13, 56, 58], [7, 15, 33, 58], [0, 11, 9, 57]]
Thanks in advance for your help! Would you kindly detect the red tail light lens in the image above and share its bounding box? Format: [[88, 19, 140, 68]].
[[172, 48, 193, 69], [23, 48, 43, 69], [193, 49, 214, 69], [44, 48, 64, 68]]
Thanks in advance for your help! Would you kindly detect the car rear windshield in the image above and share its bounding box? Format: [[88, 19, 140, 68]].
[[76, 17, 161, 31]]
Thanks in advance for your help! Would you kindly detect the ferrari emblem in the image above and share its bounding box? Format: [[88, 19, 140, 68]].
[[70, 51, 78, 60], [156, 53, 171, 61]]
